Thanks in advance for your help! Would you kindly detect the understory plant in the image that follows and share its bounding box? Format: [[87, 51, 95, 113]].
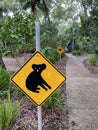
[[0, 66, 10, 91], [72, 50, 81, 55], [41, 46, 59, 63], [0, 91, 20, 130], [89, 54, 98, 67], [43, 89, 64, 109]]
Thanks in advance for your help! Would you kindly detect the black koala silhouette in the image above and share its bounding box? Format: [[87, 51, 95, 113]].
[[26, 64, 51, 93]]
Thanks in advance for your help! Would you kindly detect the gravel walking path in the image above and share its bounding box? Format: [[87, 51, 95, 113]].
[[66, 53, 98, 130]]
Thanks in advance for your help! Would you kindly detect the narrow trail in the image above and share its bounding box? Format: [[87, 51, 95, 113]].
[[66, 53, 98, 130]]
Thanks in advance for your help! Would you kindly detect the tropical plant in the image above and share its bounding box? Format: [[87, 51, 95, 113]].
[[41, 46, 59, 63], [0, 12, 35, 56], [0, 91, 20, 130], [40, 21, 58, 48], [75, 36, 94, 54], [0, 66, 10, 91], [79, 0, 98, 48], [18, 0, 51, 21], [0, 0, 22, 68]]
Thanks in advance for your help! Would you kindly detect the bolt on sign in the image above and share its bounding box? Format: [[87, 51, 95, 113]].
[[57, 46, 64, 55], [11, 51, 66, 106]]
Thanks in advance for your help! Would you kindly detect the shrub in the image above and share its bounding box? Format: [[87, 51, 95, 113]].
[[43, 89, 64, 109], [0, 66, 10, 91], [89, 54, 98, 67], [0, 91, 20, 130], [41, 46, 59, 63], [72, 50, 81, 55]]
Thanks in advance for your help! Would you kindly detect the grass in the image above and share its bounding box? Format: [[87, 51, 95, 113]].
[[89, 54, 98, 67], [0, 91, 20, 130], [43, 89, 64, 109]]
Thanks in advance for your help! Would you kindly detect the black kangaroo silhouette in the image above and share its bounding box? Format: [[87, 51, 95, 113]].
[[26, 64, 51, 93]]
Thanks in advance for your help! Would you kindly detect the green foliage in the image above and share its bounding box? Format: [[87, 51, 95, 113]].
[[57, 35, 67, 47], [0, 12, 35, 56], [43, 89, 64, 109], [0, 42, 12, 57], [0, 91, 20, 130], [0, 0, 20, 15], [10, 83, 25, 99], [72, 50, 81, 55], [80, 14, 88, 29], [18, 0, 51, 20], [0, 66, 10, 91], [41, 46, 59, 63], [40, 22, 62, 63], [51, 0, 78, 25], [78, 36, 93, 53], [80, 0, 98, 47], [89, 54, 98, 67], [95, 45, 98, 56], [40, 22, 58, 48]]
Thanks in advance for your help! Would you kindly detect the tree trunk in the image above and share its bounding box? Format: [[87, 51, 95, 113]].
[[0, 55, 6, 69]]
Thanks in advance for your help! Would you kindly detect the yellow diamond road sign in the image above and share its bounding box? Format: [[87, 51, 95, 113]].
[[11, 51, 66, 106], [57, 46, 64, 54]]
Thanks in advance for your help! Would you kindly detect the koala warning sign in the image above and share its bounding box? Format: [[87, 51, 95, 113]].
[[26, 63, 51, 93], [11, 51, 66, 106]]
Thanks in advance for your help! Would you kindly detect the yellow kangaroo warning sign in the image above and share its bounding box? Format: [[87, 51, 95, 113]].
[[11, 51, 66, 106]]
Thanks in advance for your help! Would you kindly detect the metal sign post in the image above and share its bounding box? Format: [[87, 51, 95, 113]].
[[35, 22, 42, 130], [36, 22, 40, 51]]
